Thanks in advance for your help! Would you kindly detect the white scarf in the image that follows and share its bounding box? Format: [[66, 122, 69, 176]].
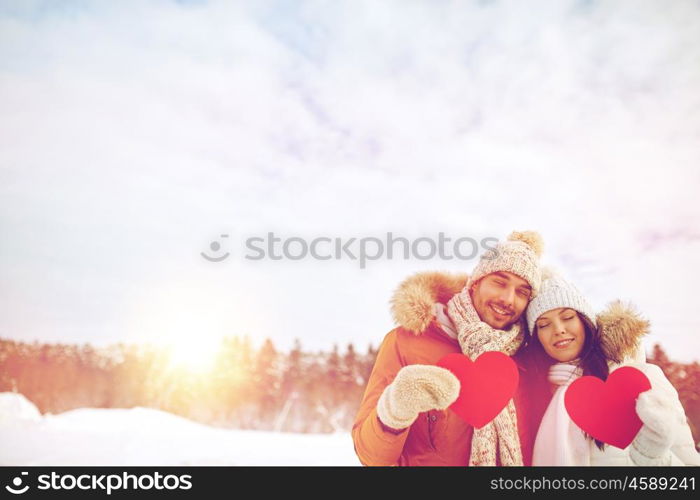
[[532, 362, 590, 466]]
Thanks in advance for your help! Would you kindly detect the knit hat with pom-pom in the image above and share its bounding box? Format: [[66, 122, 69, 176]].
[[468, 230, 545, 297], [526, 267, 596, 333]]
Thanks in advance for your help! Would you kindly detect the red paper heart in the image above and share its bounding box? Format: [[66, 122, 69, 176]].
[[564, 366, 651, 449], [437, 352, 519, 429]]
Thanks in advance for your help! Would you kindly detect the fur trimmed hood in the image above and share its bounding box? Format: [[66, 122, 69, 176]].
[[596, 300, 650, 363], [390, 272, 650, 361], [390, 271, 468, 334]]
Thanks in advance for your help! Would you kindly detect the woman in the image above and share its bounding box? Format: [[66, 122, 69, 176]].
[[525, 269, 700, 466]]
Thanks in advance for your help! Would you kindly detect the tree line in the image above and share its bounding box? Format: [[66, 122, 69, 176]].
[[0, 337, 377, 433], [0, 337, 697, 444]]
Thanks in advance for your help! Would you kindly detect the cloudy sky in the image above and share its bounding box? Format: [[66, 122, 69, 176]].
[[1, 0, 699, 362]]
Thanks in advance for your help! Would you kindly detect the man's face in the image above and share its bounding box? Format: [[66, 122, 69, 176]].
[[470, 271, 532, 329]]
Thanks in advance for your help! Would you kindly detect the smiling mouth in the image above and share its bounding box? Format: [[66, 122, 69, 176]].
[[553, 338, 575, 348], [489, 304, 512, 318]]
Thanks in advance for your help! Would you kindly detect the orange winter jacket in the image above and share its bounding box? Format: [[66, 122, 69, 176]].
[[352, 271, 550, 467]]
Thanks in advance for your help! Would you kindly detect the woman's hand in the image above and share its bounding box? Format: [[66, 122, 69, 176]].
[[628, 364, 683, 465]]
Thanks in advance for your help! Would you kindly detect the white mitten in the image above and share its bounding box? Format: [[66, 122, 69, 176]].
[[377, 364, 460, 431], [629, 364, 682, 466]]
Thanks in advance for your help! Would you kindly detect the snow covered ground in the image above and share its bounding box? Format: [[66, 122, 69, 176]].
[[0, 393, 360, 466]]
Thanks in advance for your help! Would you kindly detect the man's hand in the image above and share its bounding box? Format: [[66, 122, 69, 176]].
[[376, 364, 460, 432]]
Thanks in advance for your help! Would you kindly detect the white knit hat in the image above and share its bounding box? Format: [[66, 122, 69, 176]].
[[468, 230, 544, 297], [526, 268, 596, 333]]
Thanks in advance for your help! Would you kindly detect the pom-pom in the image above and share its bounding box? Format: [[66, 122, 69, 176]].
[[507, 230, 544, 257]]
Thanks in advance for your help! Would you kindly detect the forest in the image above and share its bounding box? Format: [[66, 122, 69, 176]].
[[0, 337, 697, 446]]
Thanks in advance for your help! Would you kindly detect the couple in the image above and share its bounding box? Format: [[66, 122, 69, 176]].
[[352, 231, 699, 466]]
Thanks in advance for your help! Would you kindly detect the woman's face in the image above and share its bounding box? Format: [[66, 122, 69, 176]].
[[535, 307, 586, 362]]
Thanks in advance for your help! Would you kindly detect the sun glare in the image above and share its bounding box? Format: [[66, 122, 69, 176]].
[[166, 336, 221, 373], [127, 282, 234, 374], [161, 310, 226, 373]]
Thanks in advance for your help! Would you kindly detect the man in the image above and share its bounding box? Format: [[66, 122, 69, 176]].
[[352, 231, 550, 466]]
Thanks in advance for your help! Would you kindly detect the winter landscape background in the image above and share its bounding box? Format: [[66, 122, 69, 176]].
[[0, 337, 697, 465], [1, 0, 699, 465], [0, 393, 357, 465]]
